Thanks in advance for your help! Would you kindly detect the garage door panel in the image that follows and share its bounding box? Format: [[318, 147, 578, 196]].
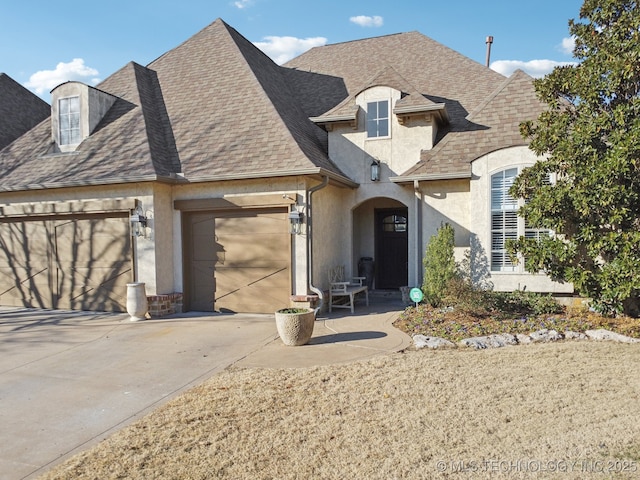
[[56, 267, 131, 311], [0, 268, 52, 308], [213, 265, 289, 313], [0, 222, 53, 309], [215, 213, 285, 233], [186, 209, 290, 313], [215, 233, 289, 267], [191, 262, 214, 311], [54, 218, 131, 312], [0, 215, 131, 313], [55, 218, 130, 265]]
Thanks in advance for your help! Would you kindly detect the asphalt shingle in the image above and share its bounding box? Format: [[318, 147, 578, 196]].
[[0, 73, 49, 151]]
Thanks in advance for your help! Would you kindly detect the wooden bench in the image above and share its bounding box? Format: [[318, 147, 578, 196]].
[[328, 266, 369, 313]]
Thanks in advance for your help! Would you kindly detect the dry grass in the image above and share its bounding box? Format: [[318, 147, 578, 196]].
[[42, 341, 640, 479]]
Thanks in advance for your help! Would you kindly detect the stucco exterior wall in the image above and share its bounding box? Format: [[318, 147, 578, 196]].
[[171, 176, 308, 296], [470, 146, 573, 293], [329, 86, 436, 183], [419, 178, 471, 270], [310, 184, 351, 290], [0, 183, 158, 292]]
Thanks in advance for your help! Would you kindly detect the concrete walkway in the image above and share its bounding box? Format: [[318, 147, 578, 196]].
[[0, 298, 410, 480]]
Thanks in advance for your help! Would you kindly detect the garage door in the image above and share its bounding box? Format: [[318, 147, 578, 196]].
[[0, 215, 132, 312], [184, 208, 290, 313]]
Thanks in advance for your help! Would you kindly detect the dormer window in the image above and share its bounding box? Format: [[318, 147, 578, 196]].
[[59, 96, 81, 146], [50, 82, 117, 153], [366, 100, 389, 138]]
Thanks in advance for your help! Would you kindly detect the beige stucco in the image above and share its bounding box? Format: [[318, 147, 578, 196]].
[[329, 86, 437, 183], [470, 146, 573, 293]]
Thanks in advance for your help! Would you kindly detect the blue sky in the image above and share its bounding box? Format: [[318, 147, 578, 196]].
[[2, 0, 584, 100]]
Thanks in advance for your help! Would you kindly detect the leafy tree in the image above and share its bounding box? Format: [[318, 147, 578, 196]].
[[510, 0, 640, 316], [423, 223, 457, 306]]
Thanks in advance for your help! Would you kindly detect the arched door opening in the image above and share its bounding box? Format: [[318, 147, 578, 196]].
[[375, 208, 408, 289]]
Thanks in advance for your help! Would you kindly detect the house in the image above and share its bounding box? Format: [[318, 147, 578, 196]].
[[0, 19, 572, 315]]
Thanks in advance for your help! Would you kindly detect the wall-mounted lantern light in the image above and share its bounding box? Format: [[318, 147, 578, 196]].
[[130, 204, 148, 237], [371, 159, 381, 182], [288, 209, 303, 235]]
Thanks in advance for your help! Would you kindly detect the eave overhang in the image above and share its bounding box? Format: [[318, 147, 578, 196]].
[[0, 168, 358, 193], [393, 102, 449, 125], [390, 170, 471, 184]]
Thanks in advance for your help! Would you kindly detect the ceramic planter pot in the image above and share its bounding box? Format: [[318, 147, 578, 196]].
[[126, 282, 148, 321], [275, 308, 316, 346]]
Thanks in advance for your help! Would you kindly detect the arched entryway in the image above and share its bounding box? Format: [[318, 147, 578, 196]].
[[353, 198, 408, 290]]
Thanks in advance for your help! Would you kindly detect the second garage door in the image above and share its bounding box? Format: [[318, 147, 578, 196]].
[[0, 215, 132, 312], [184, 208, 290, 313]]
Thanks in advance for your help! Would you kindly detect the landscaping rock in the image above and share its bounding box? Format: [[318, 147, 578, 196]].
[[529, 329, 563, 342], [585, 329, 640, 343], [413, 335, 456, 349], [516, 334, 533, 344], [459, 333, 518, 349], [564, 330, 588, 341]]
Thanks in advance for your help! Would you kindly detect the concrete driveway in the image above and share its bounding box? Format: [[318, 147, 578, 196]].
[[0, 307, 279, 480]]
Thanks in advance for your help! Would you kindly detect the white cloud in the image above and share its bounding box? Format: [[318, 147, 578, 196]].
[[233, 0, 253, 8], [490, 59, 577, 78], [253, 36, 327, 64], [25, 58, 100, 95], [349, 15, 383, 27], [560, 36, 576, 55]]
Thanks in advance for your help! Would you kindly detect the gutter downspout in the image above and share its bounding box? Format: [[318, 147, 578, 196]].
[[307, 176, 329, 314], [414, 180, 423, 287]]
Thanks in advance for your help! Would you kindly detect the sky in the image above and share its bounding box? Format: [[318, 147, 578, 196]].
[[1, 0, 585, 101]]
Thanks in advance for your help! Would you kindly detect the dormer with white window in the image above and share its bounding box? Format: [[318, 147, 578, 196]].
[[51, 82, 117, 153], [310, 66, 449, 183]]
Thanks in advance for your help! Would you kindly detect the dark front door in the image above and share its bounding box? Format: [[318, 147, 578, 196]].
[[375, 208, 408, 289]]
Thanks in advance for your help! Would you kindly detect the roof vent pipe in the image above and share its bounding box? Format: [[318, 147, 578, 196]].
[[485, 36, 494, 67]]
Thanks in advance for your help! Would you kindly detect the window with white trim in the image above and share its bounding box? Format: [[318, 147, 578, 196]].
[[59, 96, 81, 145], [366, 100, 389, 138], [490, 168, 549, 272]]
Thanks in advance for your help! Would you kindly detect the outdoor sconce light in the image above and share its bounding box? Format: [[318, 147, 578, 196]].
[[130, 205, 148, 237], [288, 210, 303, 235], [371, 159, 381, 182]]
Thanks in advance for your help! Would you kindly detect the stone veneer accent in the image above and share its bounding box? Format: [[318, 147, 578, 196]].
[[147, 293, 183, 317]]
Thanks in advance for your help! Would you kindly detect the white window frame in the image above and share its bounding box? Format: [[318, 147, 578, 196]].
[[366, 100, 389, 138], [490, 167, 550, 272], [58, 96, 81, 146]]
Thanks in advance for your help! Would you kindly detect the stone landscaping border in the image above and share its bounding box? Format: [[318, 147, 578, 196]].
[[413, 328, 640, 350]]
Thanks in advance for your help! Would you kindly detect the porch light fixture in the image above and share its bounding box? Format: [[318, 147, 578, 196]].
[[371, 159, 381, 182], [288, 209, 303, 235], [130, 205, 147, 237]]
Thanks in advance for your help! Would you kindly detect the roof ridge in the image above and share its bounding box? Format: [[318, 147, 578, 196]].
[[467, 69, 532, 121], [322, 31, 418, 48]]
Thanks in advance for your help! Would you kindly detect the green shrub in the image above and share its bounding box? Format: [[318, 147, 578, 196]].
[[422, 223, 458, 307], [487, 290, 563, 317]]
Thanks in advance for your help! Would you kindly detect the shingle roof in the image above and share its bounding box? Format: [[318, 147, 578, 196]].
[[285, 33, 542, 180], [310, 66, 445, 125], [0, 19, 352, 192], [0, 73, 49, 150], [0, 23, 541, 191], [147, 19, 348, 182], [397, 70, 545, 180], [286, 31, 505, 123], [0, 62, 179, 190]]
